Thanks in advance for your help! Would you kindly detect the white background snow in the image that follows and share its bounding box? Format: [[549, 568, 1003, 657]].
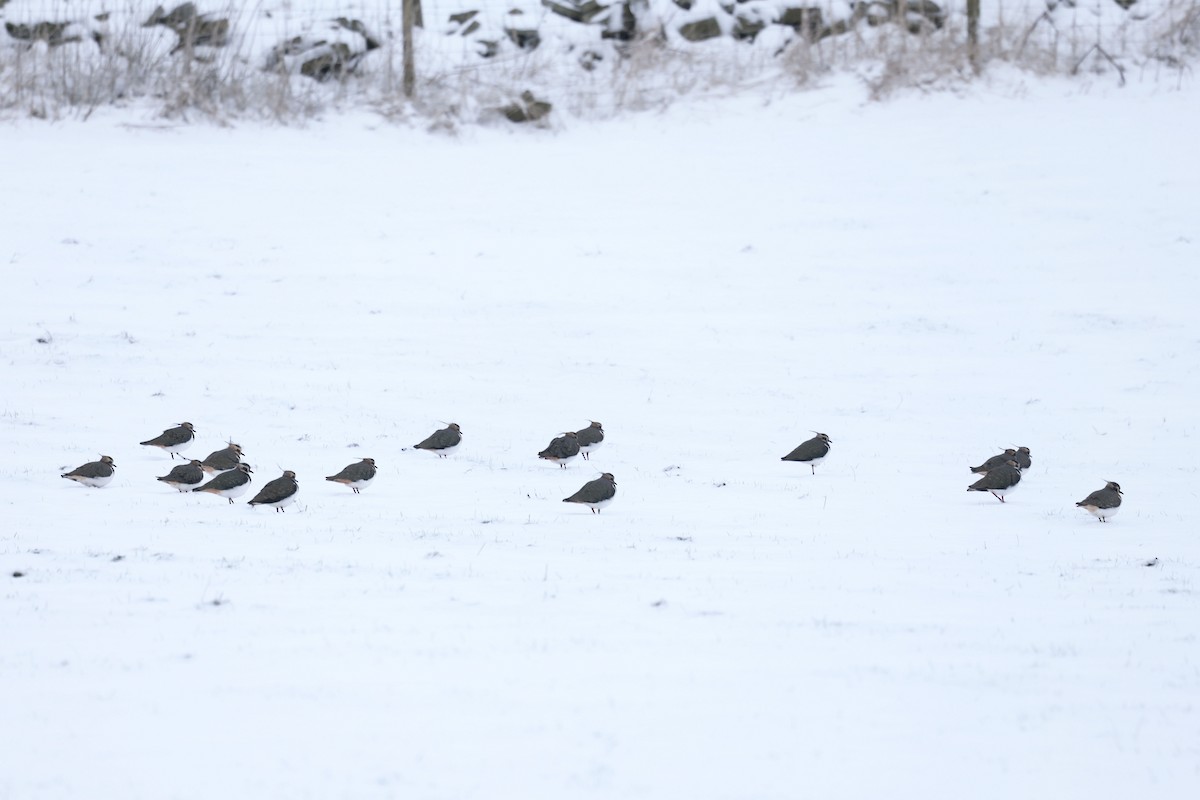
[[2, 73, 1199, 796]]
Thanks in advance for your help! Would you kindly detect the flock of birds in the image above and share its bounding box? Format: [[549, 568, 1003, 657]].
[[58, 420, 618, 514], [961, 444, 1123, 521], [776, 434, 1123, 521], [59, 424, 1124, 522]]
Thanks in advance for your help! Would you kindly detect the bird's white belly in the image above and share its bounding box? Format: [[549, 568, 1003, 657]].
[[70, 474, 113, 488], [1084, 504, 1119, 519], [220, 482, 251, 499]]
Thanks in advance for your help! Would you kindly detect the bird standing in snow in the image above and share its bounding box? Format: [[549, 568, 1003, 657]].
[[781, 433, 832, 474], [326, 458, 377, 494], [201, 442, 244, 473], [967, 460, 1022, 503], [1076, 481, 1122, 522], [140, 422, 196, 459], [970, 448, 1018, 475], [61, 455, 116, 488], [575, 421, 605, 460], [563, 473, 617, 513], [193, 463, 254, 504], [248, 470, 300, 512], [157, 459, 205, 492], [539, 431, 580, 468], [413, 423, 461, 458]]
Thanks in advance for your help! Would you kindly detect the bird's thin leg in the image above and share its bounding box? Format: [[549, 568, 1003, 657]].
[[227, 497, 234, 504], [811, 465, 816, 475]]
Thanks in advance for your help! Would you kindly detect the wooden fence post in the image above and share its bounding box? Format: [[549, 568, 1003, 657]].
[[402, 0, 422, 98], [967, 0, 981, 73]]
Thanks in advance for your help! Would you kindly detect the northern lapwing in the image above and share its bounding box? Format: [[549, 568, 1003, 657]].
[[201, 442, 243, 473], [970, 448, 1018, 475], [157, 459, 205, 492], [61, 455, 116, 488], [563, 472, 616, 514], [967, 460, 1022, 503], [140, 422, 196, 460], [575, 421, 604, 460], [326, 458, 376, 494], [1076, 481, 1122, 522], [414, 423, 461, 458], [248, 470, 299, 512], [1014, 446, 1032, 471], [539, 431, 580, 468], [193, 463, 253, 504], [781, 433, 832, 474]]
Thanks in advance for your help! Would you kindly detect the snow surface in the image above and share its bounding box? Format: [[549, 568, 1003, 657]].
[[3, 78, 1200, 797]]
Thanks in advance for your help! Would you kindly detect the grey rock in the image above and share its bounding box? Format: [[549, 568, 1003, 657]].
[[542, 0, 609, 24], [5, 21, 83, 47], [679, 17, 723, 43], [505, 27, 541, 50], [501, 91, 552, 123]]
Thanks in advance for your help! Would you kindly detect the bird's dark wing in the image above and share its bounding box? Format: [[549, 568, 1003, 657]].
[[1077, 489, 1117, 508], [142, 426, 192, 447], [576, 426, 604, 446], [417, 428, 460, 449], [971, 454, 1008, 473], [67, 461, 112, 478], [203, 448, 240, 470], [782, 437, 827, 462], [970, 466, 1021, 491], [250, 477, 297, 504], [329, 462, 375, 481], [160, 464, 193, 481], [541, 436, 579, 459], [207, 469, 251, 491], [567, 478, 616, 504]]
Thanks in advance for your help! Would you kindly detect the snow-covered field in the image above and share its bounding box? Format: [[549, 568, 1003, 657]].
[[3, 78, 1200, 797]]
